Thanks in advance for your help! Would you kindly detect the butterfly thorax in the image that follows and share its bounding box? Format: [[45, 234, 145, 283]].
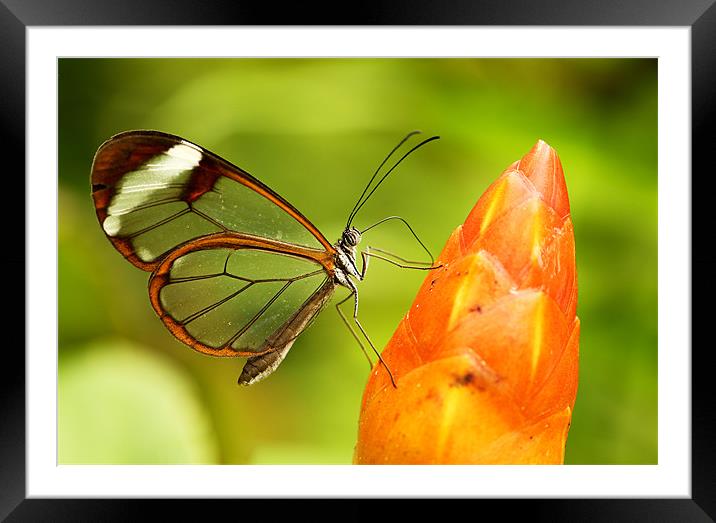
[[333, 226, 362, 288]]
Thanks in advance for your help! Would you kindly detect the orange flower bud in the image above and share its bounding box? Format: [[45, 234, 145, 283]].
[[354, 140, 579, 464]]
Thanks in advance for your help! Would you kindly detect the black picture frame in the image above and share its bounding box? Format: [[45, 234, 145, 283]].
[[6, 1, 711, 521]]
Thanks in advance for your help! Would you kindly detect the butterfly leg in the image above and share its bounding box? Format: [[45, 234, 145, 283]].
[[360, 215, 440, 268], [362, 244, 436, 273], [338, 280, 398, 388], [359, 248, 370, 280], [363, 249, 440, 271], [366, 246, 433, 266], [336, 292, 373, 368]]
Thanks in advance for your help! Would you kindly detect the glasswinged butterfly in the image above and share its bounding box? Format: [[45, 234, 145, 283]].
[[90, 130, 439, 386]]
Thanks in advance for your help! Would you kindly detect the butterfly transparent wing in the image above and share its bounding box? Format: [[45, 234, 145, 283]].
[[150, 245, 331, 356], [91, 131, 332, 271]]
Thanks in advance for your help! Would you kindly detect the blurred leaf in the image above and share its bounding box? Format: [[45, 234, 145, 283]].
[[59, 339, 219, 463]]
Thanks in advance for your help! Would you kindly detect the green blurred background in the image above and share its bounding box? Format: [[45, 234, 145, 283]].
[[58, 58, 657, 464]]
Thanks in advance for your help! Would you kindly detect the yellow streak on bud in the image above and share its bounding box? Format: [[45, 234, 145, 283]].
[[531, 294, 545, 381], [436, 387, 460, 461], [479, 178, 507, 236], [531, 243, 542, 264], [447, 256, 478, 330], [448, 287, 467, 331], [530, 199, 544, 265]]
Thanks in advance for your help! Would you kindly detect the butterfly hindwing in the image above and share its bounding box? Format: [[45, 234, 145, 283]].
[[148, 232, 334, 362]]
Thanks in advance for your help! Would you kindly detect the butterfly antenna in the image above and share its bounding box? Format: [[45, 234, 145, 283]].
[[347, 135, 440, 227], [346, 131, 422, 228]]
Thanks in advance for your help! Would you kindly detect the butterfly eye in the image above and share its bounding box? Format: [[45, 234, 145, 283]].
[[343, 228, 362, 247]]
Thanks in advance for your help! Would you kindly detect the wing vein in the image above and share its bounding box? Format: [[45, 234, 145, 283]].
[[225, 280, 293, 348], [180, 282, 254, 325], [246, 268, 326, 285], [167, 272, 225, 284], [126, 207, 191, 239], [190, 206, 229, 232]]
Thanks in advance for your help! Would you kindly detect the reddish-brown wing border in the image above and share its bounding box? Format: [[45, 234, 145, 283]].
[[148, 231, 335, 358], [90, 130, 335, 271]]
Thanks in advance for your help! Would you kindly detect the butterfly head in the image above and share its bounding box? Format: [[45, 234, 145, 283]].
[[340, 226, 362, 249]]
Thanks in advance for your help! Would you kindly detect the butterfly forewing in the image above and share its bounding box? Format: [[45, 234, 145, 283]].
[[91, 131, 333, 271]]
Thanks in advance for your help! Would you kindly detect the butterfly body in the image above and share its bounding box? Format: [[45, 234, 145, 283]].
[[333, 227, 363, 285]]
